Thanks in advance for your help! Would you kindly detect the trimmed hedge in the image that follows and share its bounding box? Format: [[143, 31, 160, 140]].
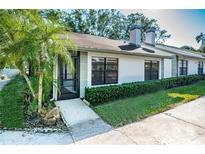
[[85, 75, 204, 106]]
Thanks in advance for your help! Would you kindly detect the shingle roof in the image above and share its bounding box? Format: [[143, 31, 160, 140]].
[[155, 44, 205, 60], [67, 32, 173, 58], [63, 32, 205, 60]]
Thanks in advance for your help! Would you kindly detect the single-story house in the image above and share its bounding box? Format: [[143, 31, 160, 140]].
[[53, 26, 205, 100]]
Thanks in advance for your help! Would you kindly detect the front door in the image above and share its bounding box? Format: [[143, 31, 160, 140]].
[[58, 52, 80, 100]]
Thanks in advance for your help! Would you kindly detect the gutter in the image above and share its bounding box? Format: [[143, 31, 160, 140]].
[[66, 46, 173, 59], [153, 45, 205, 60]]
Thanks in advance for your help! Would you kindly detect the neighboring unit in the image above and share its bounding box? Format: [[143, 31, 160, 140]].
[[53, 26, 205, 100]]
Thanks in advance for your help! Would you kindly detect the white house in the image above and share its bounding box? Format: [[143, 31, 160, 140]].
[[53, 26, 205, 100]]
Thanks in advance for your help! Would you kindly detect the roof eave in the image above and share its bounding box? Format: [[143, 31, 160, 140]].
[[154, 46, 205, 60], [68, 46, 173, 59]]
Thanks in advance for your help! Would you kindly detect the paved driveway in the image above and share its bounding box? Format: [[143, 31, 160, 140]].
[[77, 96, 205, 144]]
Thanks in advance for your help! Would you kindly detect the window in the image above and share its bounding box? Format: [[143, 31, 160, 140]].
[[198, 62, 203, 75], [92, 57, 118, 85], [145, 60, 159, 80], [179, 60, 188, 76]]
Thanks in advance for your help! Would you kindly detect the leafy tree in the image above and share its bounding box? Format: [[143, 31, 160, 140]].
[[0, 10, 76, 113], [180, 45, 196, 51], [196, 33, 205, 50], [62, 9, 171, 43], [156, 29, 171, 44]]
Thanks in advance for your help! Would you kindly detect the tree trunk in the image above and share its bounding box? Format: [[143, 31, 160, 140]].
[[37, 43, 46, 113], [38, 71, 43, 113], [28, 61, 34, 77], [22, 72, 36, 99]]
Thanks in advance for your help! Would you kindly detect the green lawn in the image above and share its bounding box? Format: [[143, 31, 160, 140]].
[[94, 80, 205, 127], [0, 76, 26, 128]]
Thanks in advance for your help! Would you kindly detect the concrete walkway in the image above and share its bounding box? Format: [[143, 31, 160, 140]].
[[55, 99, 112, 142]]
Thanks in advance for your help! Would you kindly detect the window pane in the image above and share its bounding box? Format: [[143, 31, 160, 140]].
[[106, 58, 118, 70], [145, 61, 151, 69], [199, 62, 203, 68], [106, 58, 117, 65], [92, 71, 104, 85], [198, 61, 203, 75], [92, 57, 105, 71], [179, 68, 183, 76], [145, 61, 151, 80], [179, 60, 182, 67], [183, 60, 187, 65], [151, 61, 159, 80], [105, 71, 118, 84]]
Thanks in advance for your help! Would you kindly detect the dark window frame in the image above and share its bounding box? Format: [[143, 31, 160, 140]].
[[92, 57, 118, 85], [145, 60, 159, 81], [198, 61, 203, 75], [179, 60, 188, 76]]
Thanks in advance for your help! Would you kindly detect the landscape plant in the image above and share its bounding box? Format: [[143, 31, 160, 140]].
[[0, 10, 76, 113], [85, 75, 204, 106]]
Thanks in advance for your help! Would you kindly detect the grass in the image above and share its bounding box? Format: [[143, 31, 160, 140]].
[[94, 80, 205, 127], [0, 76, 27, 128]]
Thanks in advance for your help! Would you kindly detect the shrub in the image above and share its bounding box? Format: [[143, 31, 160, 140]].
[[85, 75, 204, 106], [0, 76, 26, 128]]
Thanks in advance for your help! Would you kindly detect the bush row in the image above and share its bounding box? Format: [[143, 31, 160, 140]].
[[85, 75, 204, 106]]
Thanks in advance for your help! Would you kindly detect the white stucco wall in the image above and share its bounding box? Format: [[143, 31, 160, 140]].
[[203, 62, 205, 74], [187, 59, 198, 75], [164, 59, 172, 78], [86, 51, 162, 88], [80, 52, 88, 98], [177, 57, 205, 76], [54, 52, 205, 99]]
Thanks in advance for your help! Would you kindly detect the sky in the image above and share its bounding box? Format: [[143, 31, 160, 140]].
[[120, 9, 205, 49]]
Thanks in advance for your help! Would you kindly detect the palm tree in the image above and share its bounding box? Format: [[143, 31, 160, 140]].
[[0, 10, 76, 113], [196, 33, 205, 50]]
